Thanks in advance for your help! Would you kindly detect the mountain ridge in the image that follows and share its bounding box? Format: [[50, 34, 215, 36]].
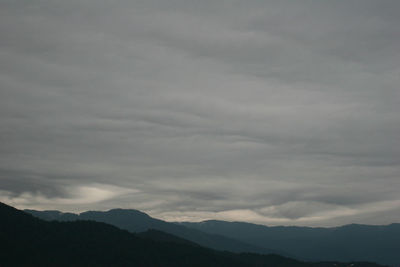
[[25, 208, 280, 255], [179, 219, 400, 266], [3, 202, 386, 267], [26, 208, 400, 265]]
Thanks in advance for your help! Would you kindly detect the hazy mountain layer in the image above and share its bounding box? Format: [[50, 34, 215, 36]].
[[2, 202, 385, 267], [25, 208, 276, 255], [179, 220, 400, 266], [26, 208, 399, 266]]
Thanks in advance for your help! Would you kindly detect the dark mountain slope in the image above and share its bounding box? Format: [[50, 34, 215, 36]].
[[179, 220, 400, 266], [137, 229, 200, 246], [26, 208, 400, 266], [25, 208, 275, 255], [2, 201, 374, 267]]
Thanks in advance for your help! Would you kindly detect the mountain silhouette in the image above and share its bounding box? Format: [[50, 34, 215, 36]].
[[0, 202, 308, 266], [26, 207, 398, 266], [3, 201, 385, 267], [179, 220, 400, 266], [26, 208, 278, 255]]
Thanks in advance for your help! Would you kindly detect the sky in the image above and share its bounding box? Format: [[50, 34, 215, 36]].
[[0, 0, 399, 227]]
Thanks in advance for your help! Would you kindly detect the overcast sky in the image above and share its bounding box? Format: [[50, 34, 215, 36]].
[[1, 0, 399, 226]]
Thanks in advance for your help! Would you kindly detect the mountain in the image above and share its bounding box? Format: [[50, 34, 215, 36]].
[[3, 202, 384, 267], [25, 208, 277, 255], [178, 220, 400, 266], [25, 207, 398, 266], [137, 229, 200, 246]]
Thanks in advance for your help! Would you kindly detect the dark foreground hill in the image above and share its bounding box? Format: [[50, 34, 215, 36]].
[[1, 202, 385, 267], [179, 220, 400, 266]]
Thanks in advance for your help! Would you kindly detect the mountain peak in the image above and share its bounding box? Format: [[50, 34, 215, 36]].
[[80, 208, 150, 218]]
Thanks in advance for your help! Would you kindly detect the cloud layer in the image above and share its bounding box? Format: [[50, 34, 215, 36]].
[[1, 0, 399, 226]]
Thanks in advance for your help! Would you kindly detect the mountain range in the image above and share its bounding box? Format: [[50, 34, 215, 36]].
[[1, 202, 385, 267], [25, 207, 400, 266], [179, 220, 400, 266], [25, 208, 277, 255]]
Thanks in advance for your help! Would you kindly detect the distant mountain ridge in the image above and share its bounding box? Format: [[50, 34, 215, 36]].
[[26, 208, 400, 266], [25, 208, 278, 255], [179, 220, 400, 266], [3, 202, 385, 267], [0, 202, 307, 267]]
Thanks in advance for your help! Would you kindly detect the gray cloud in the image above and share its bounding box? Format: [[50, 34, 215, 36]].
[[0, 0, 399, 226]]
